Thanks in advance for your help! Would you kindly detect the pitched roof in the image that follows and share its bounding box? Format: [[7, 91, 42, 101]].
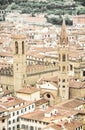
[[60, 99, 84, 109], [42, 123, 61, 130], [69, 80, 85, 89], [1, 97, 25, 108], [0, 106, 8, 113], [65, 120, 82, 130], [16, 86, 40, 94], [35, 98, 48, 107]]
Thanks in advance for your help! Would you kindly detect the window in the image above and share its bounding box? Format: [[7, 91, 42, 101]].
[[13, 112, 15, 116], [35, 127, 37, 130], [28, 106, 30, 110], [9, 128, 11, 130], [38, 128, 41, 130], [13, 126, 15, 130], [22, 41, 24, 54], [47, 94, 51, 98], [17, 117, 19, 122], [22, 124, 25, 129], [62, 66, 65, 71], [43, 122, 46, 125], [9, 121, 11, 124], [70, 64, 73, 71], [6, 86, 8, 90], [62, 54, 66, 61], [30, 126, 34, 130], [21, 109, 23, 113], [17, 111, 19, 115], [25, 108, 27, 111], [13, 119, 15, 123], [35, 120, 37, 123], [62, 79, 65, 82], [62, 86, 65, 88], [59, 54, 61, 61], [26, 125, 28, 129], [2, 128, 6, 130], [17, 125, 20, 129], [15, 41, 18, 54], [2, 119, 5, 123], [39, 121, 41, 124], [83, 71, 85, 76]]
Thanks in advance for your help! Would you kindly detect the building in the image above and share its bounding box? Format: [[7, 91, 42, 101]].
[[16, 86, 40, 101], [0, 97, 35, 130], [0, 105, 9, 130], [20, 105, 83, 130]]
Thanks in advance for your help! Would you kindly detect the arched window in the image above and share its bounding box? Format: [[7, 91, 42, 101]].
[[62, 54, 66, 61], [22, 41, 24, 54], [62, 66, 65, 72], [70, 64, 73, 71], [59, 54, 61, 61], [15, 41, 18, 54]]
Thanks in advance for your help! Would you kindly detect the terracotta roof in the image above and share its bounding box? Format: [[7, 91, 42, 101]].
[[1, 97, 25, 108], [42, 123, 61, 130], [43, 76, 58, 83], [61, 99, 84, 109], [0, 106, 8, 113], [16, 86, 40, 94], [69, 80, 85, 89], [20, 106, 78, 123], [65, 120, 82, 130], [37, 76, 58, 84], [20, 109, 48, 122], [3, 89, 13, 96], [35, 98, 48, 107], [69, 50, 84, 59], [9, 101, 34, 112]]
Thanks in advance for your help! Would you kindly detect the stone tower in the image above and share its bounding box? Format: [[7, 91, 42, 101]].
[[58, 20, 69, 100], [12, 34, 27, 91]]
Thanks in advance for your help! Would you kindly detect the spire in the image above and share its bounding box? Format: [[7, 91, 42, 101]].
[[60, 19, 68, 45]]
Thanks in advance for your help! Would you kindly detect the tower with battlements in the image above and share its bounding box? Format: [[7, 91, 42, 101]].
[[58, 20, 69, 100]]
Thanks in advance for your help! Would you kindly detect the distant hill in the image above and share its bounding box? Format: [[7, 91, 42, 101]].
[[0, 0, 85, 25], [0, 0, 85, 15]]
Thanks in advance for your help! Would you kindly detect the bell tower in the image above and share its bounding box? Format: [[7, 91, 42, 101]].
[[12, 34, 27, 91], [58, 20, 69, 100]]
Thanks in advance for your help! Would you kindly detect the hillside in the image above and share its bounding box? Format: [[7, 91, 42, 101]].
[[0, 0, 85, 25], [0, 0, 85, 15]]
